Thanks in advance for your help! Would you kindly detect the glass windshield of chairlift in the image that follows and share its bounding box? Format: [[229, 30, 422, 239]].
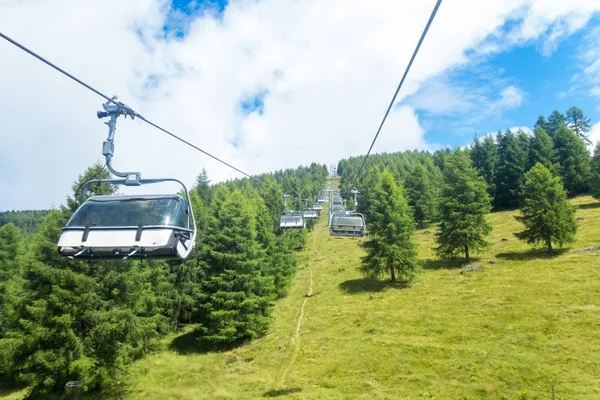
[[332, 215, 364, 228], [67, 195, 190, 229]]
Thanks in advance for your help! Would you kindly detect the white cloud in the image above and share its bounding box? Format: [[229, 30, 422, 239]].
[[503, 0, 599, 55], [589, 122, 600, 148], [579, 26, 600, 98], [0, 0, 599, 210], [498, 85, 524, 108], [407, 78, 525, 128]]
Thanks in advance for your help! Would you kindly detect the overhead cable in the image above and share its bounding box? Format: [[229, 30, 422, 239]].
[[351, 0, 443, 189]]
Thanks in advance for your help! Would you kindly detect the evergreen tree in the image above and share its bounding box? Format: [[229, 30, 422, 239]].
[[553, 124, 590, 196], [528, 127, 556, 172], [589, 143, 600, 200], [197, 188, 273, 345], [515, 163, 577, 251], [0, 223, 22, 339], [566, 106, 591, 144], [359, 169, 419, 283], [495, 130, 527, 208], [547, 110, 567, 138], [195, 168, 212, 204], [432, 148, 452, 171], [404, 163, 436, 227], [356, 166, 382, 215], [436, 149, 492, 263], [516, 129, 531, 155], [0, 166, 173, 396], [471, 135, 497, 199], [534, 115, 550, 134]]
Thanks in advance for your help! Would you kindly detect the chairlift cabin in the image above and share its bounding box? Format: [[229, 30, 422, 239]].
[[316, 192, 328, 203], [303, 209, 319, 219], [312, 202, 323, 211], [330, 213, 366, 237], [59, 192, 195, 260], [279, 194, 305, 229], [302, 198, 319, 219], [57, 100, 197, 260], [279, 211, 305, 229], [331, 203, 346, 213]]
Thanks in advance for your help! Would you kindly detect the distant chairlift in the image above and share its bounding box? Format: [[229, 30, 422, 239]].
[[279, 194, 305, 229], [330, 188, 365, 237], [303, 199, 319, 219], [312, 198, 323, 211], [316, 191, 328, 203]]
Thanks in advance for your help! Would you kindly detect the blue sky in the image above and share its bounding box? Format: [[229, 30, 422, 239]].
[[407, 14, 600, 145]]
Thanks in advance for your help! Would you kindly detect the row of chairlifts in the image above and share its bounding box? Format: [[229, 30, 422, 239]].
[[279, 194, 326, 229], [57, 100, 197, 261], [329, 188, 366, 237]]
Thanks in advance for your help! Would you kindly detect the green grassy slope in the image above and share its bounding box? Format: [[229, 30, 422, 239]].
[[4, 197, 600, 399]]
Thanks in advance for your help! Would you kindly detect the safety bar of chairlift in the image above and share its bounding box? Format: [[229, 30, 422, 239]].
[[329, 229, 365, 237]]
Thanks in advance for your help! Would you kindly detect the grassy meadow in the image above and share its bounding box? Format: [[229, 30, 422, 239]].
[[3, 197, 600, 399]]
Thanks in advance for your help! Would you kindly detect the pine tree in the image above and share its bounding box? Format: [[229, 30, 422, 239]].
[[471, 135, 498, 197], [436, 149, 492, 263], [589, 143, 600, 200], [547, 110, 567, 138], [495, 130, 527, 208], [528, 127, 557, 172], [471, 135, 497, 199], [0, 166, 174, 395], [405, 163, 436, 227], [359, 169, 419, 283], [0, 223, 22, 340], [535, 115, 550, 134], [515, 163, 577, 251], [195, 168, 212, 205], [554, 124, 590, 196], [566, 106, 591, 144], [197, 188, 273, 345], [356, 166, 382, 215]]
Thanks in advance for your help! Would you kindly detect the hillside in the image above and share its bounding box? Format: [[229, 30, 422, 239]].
[[18, 196, 594, 399]]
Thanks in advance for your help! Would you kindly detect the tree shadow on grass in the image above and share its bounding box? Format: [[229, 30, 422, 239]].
[[422, 258, 477, 270], [169, 330, 247, 355], [264, 387, 302, 397], [0, 375, 23, 398], [496, 248, 568, 261], [576, 202, 600, 210], [338, 279, 408, 294]]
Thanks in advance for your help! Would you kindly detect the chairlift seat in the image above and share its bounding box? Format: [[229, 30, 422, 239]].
[[303, 209, 319, 219], [332, 204, 346, 212], [279, 212, 305, 229], [330, 213, 366, 237], [58, 194, 195, 260]]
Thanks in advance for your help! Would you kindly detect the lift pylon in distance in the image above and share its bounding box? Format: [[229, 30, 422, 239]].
[[57, 100, 197, 260]]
